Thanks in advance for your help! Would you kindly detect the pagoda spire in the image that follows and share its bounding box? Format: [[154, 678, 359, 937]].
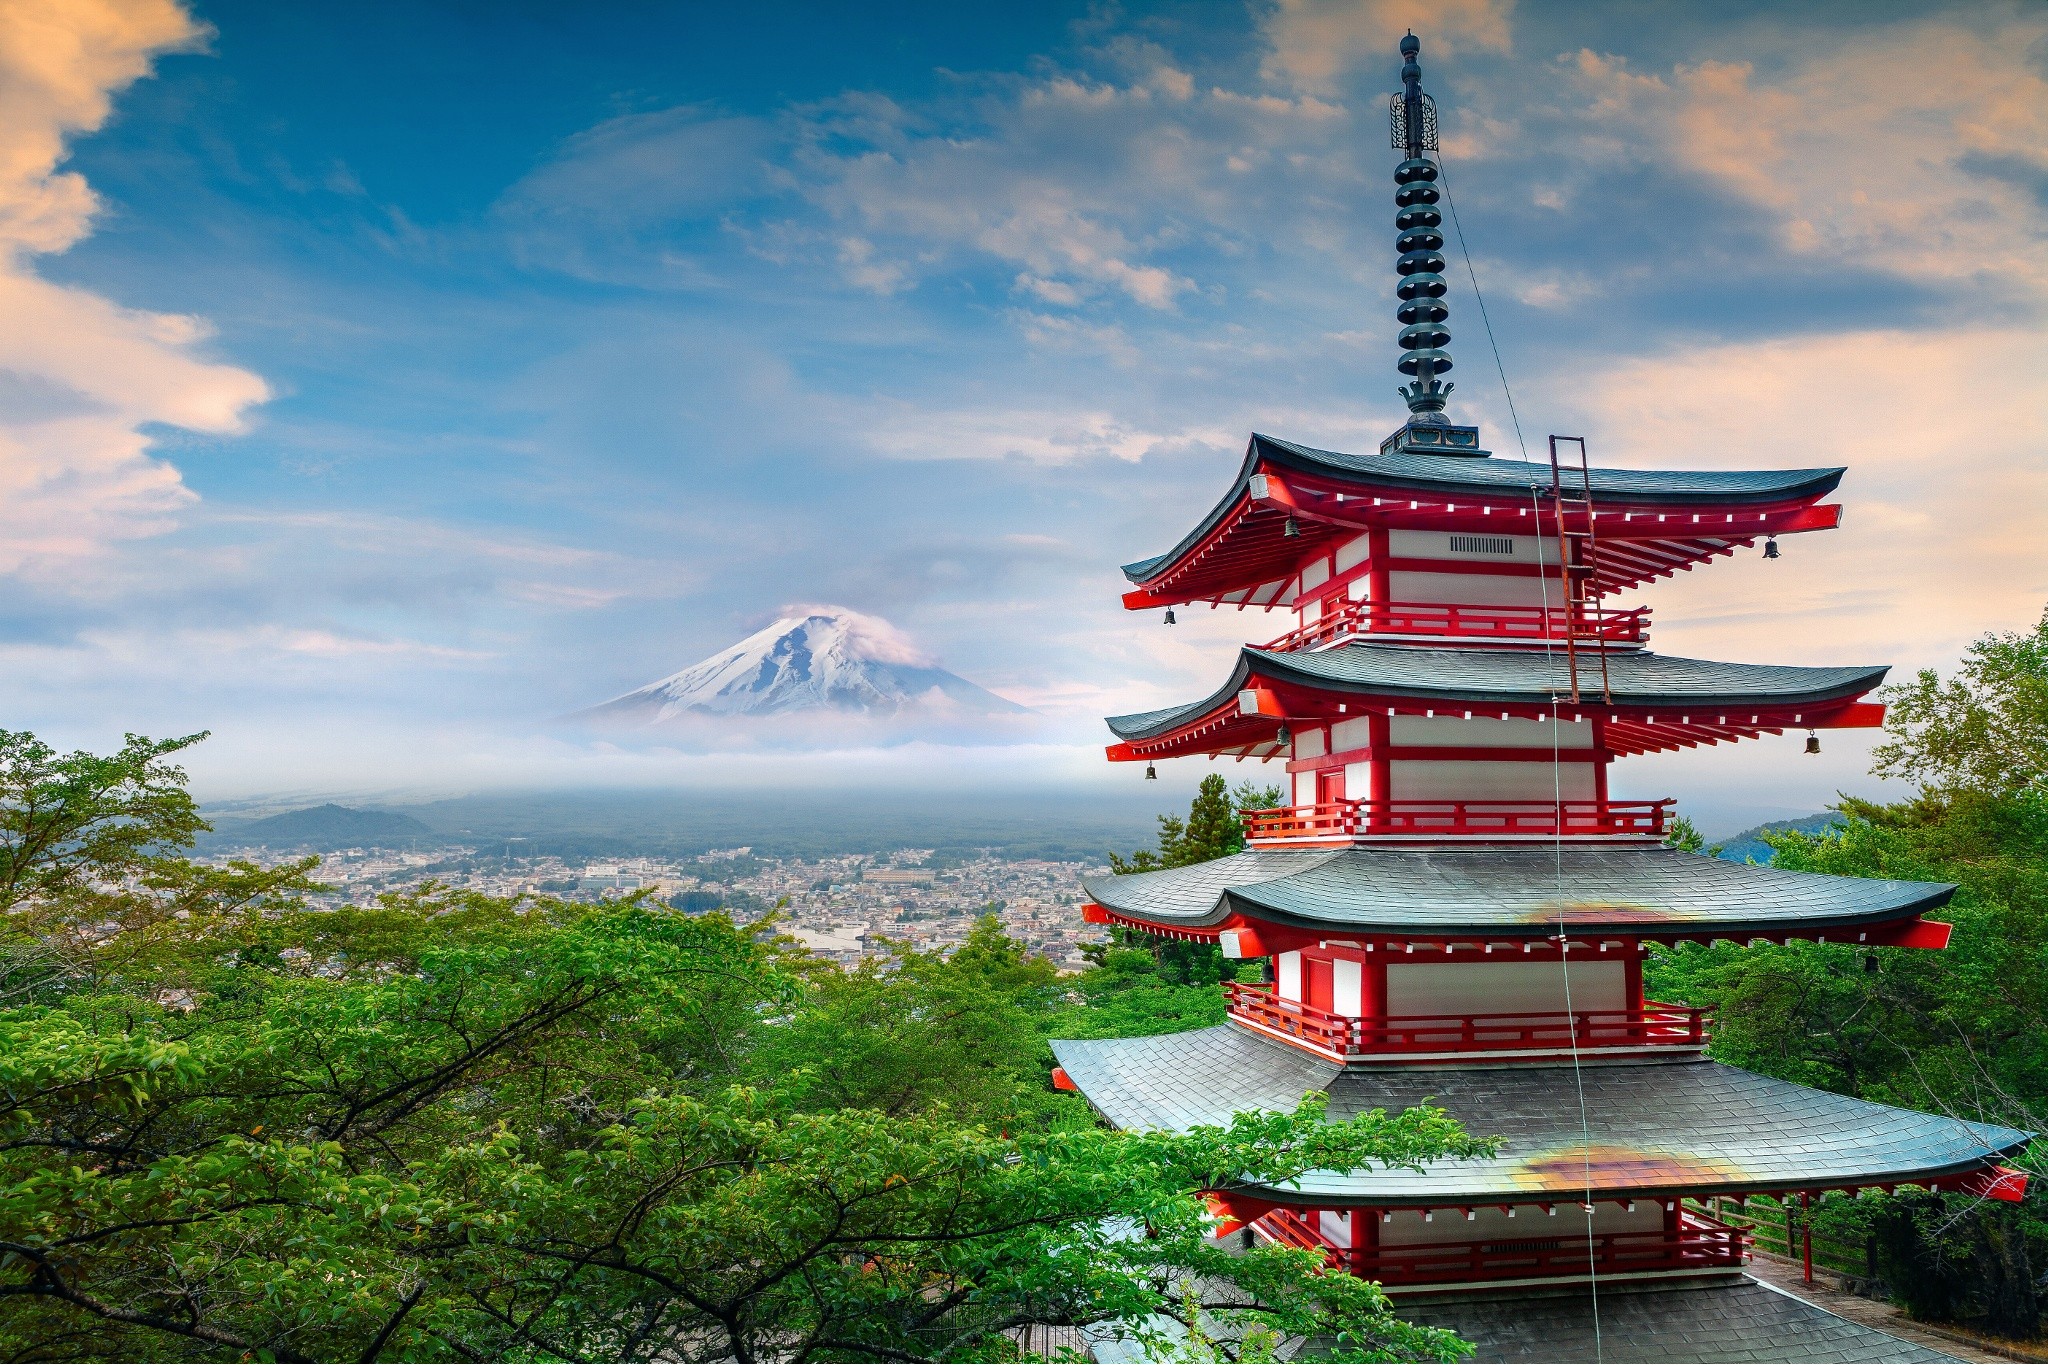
[[1378, 34, 1487, 457]]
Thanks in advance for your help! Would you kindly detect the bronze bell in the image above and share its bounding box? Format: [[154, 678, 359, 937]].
[[1805, 731, 1820, 755]]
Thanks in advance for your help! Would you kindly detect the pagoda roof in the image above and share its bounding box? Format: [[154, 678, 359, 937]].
[[1080, 844, 1953, 940], [1121, 435, 1847, 606], [1048, 1026, 2028, 1205], [1106, 643, 1886, 759]]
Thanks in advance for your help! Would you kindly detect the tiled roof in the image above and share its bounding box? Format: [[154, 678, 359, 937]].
[[1397, 1277, 1957, 1364], [1080, 844, 1954, 937], [1048, 1026, 2029, 1203], [1123, 433, 1845, 585], [1105, 644, 1888, 741]]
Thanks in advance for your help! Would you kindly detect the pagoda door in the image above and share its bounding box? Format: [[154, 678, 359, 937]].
[[1316, 769, 1346, 807], [1306, 957, 1335, 1012]]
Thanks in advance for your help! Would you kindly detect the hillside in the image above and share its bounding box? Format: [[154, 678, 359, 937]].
[[1712, 813, 1844, 865], [210, 803, 435, 850]]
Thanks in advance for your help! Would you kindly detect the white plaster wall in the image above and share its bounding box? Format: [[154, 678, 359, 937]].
[[1392, 715, 1593, 749], [1344, 760, 1375, 800], [1389, 570, 1552, 607], [1390, 760, 1597, 801], [1300, 558, 1330, 593], [1331, 716, 1374, 752], [1297, 728, 1328, 758], [1385, 960, 1627, 1017], [1320, 1209, 1355, 1248], [1277, 951, 1302, 1002], [1332, 959, 1363, 1017], [1293, 771, 1318, 807], [1378, 1200, 1664, 1248], [1336, 533, 1373, 575]]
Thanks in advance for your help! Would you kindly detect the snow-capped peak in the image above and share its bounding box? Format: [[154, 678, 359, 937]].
[[578, 606, 1028, 723]]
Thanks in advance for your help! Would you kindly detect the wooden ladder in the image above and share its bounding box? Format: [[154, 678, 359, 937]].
[[1548, 435, 1613, 704]]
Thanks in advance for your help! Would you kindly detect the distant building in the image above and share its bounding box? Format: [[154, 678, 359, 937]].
[[866, 868, 936, 886]]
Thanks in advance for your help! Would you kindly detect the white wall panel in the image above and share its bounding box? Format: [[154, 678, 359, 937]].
[[1331, 716, 1374, 752], [1390, 571, 1550, 607], [1391, 760, 1596, 801], [1300, 558, 1330, 593], [1385, 960, 1626, 1017], [1344, 761, 1375, 800], [1332, 959, 1363, 1017], [1336, 533, 1373, 574], [1390, 529, 1546, 563], [1320, 1209, 1354, 1248], [1277, 951, 1302, 1002], [1392, 715, 1593, 749], [1379, 1200, 1662, 1247]]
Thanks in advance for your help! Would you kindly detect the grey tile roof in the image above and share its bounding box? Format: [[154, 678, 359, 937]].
[[1048, 1027, 2029, 1204], [1123, 433, 1846, 585], [1396, 1277, 1957, 1363], [1105, 644, 1888, 741], [1081, 844, 1955, 938]]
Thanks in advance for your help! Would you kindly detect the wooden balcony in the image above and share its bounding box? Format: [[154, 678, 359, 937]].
[[1257, 1207, 1748, 1286], [1240, 797, 1674, 844], [1224, 982, 1711, 1061], [1262, 599, 1650, 652]]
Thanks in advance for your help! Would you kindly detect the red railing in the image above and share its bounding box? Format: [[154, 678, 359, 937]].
[[1264, 599, 1650, 652], [1258, 1208, 1748, 1286], [1224, 983, 1710, 1059], [1240, 798, 1674, 842]]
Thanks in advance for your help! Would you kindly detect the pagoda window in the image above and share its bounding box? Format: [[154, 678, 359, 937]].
[[1276, 950, 1303, 1004], [1384, 958, 1630, 1020]]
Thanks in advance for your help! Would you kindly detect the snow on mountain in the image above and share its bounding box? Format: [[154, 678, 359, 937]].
[[577, 607, 1030, 725]]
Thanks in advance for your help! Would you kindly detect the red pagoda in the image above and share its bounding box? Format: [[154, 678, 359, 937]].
[[1052, 34, 2028, 1360]]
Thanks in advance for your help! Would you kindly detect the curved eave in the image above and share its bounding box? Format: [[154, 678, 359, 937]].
[[1105, 646, 1889, 759], [1049, 1029, 2029, 1206], [1079, 845, 1957, 942], [1121, 434, 1848, 605]]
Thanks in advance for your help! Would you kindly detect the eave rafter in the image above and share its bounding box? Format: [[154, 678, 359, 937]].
[[1122, 464, 1843, 610], [1108, 681, 1884, 763]]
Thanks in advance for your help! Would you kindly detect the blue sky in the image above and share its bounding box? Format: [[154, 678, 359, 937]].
[[2, 0, 2044, 832]]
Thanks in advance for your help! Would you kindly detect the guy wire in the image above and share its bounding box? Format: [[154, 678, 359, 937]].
[[1437, 157, 1531, 464]]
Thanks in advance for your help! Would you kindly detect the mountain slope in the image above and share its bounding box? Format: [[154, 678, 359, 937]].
[[578, 608, 1028, 725], [211, 804, 434, 849]]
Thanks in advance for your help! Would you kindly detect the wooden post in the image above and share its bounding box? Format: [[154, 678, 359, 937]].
[[1801, 1192, 1814, 1285]]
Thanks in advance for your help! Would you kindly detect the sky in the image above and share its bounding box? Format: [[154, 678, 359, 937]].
[[1, 0, 2043, 833]]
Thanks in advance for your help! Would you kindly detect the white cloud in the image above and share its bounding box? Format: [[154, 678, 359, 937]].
[[861, 403, 1231, 465], [1570, 327, 2048, 669], [1260, 0, 1516, 94], [0, 0, 268, 571], [1566, 15, 2048, 300]]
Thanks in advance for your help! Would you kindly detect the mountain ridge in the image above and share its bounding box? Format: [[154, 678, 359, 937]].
[[575, 607, 1028, 725]]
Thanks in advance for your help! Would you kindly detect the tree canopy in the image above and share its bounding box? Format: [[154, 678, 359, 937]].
[[0, 734, 1483, 1363]]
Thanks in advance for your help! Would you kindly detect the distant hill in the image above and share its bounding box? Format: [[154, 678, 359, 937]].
[[1712, 813, 1844, 865], [213, 803, 435, 849]]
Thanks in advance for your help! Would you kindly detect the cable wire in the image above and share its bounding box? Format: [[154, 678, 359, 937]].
[[1436, 158, 1532, 463]]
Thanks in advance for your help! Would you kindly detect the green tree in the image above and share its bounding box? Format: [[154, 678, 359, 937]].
[[1646, 609, 2048, 1336], [0, 732, 1485, 1362], [1109, 775, 1282, 874], [1874, 606, 2048, 798]]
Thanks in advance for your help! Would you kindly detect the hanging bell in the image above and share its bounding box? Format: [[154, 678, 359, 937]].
[[1763, 536, 1780, 560], [1144, 763, 1158, 780], [1283, 517, 1301, 538], [1275, 725, 1292, 747], [1864, 953, 1880, 975], [1804, 730, 1820, 755], [1164, 608, 1176, 626]]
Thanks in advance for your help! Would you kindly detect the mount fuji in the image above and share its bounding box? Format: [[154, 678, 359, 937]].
[[575, 607, 1030, 728]]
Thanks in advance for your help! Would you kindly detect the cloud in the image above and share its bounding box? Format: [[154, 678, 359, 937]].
[[1566, 15, 2048, 302], [1260, 0, 1516, 94], [1570, 326, 2048, 668], [0, 0, 268, 571], [861, 403, 1230, 465]]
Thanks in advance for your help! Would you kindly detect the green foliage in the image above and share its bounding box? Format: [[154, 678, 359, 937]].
[[1663, 812, 1709, 853], [1108, 775, 1281, 874], [1648, 610, 2048, 1336], [0, 734, 1482, 1362], [1874, 607, 2048, 799]]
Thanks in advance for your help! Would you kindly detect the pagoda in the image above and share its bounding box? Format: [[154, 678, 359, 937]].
[[1051, 34, 2029, 1354]]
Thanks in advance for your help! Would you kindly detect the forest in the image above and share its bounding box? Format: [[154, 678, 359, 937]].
[[2, 608, 2043, 1359]]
